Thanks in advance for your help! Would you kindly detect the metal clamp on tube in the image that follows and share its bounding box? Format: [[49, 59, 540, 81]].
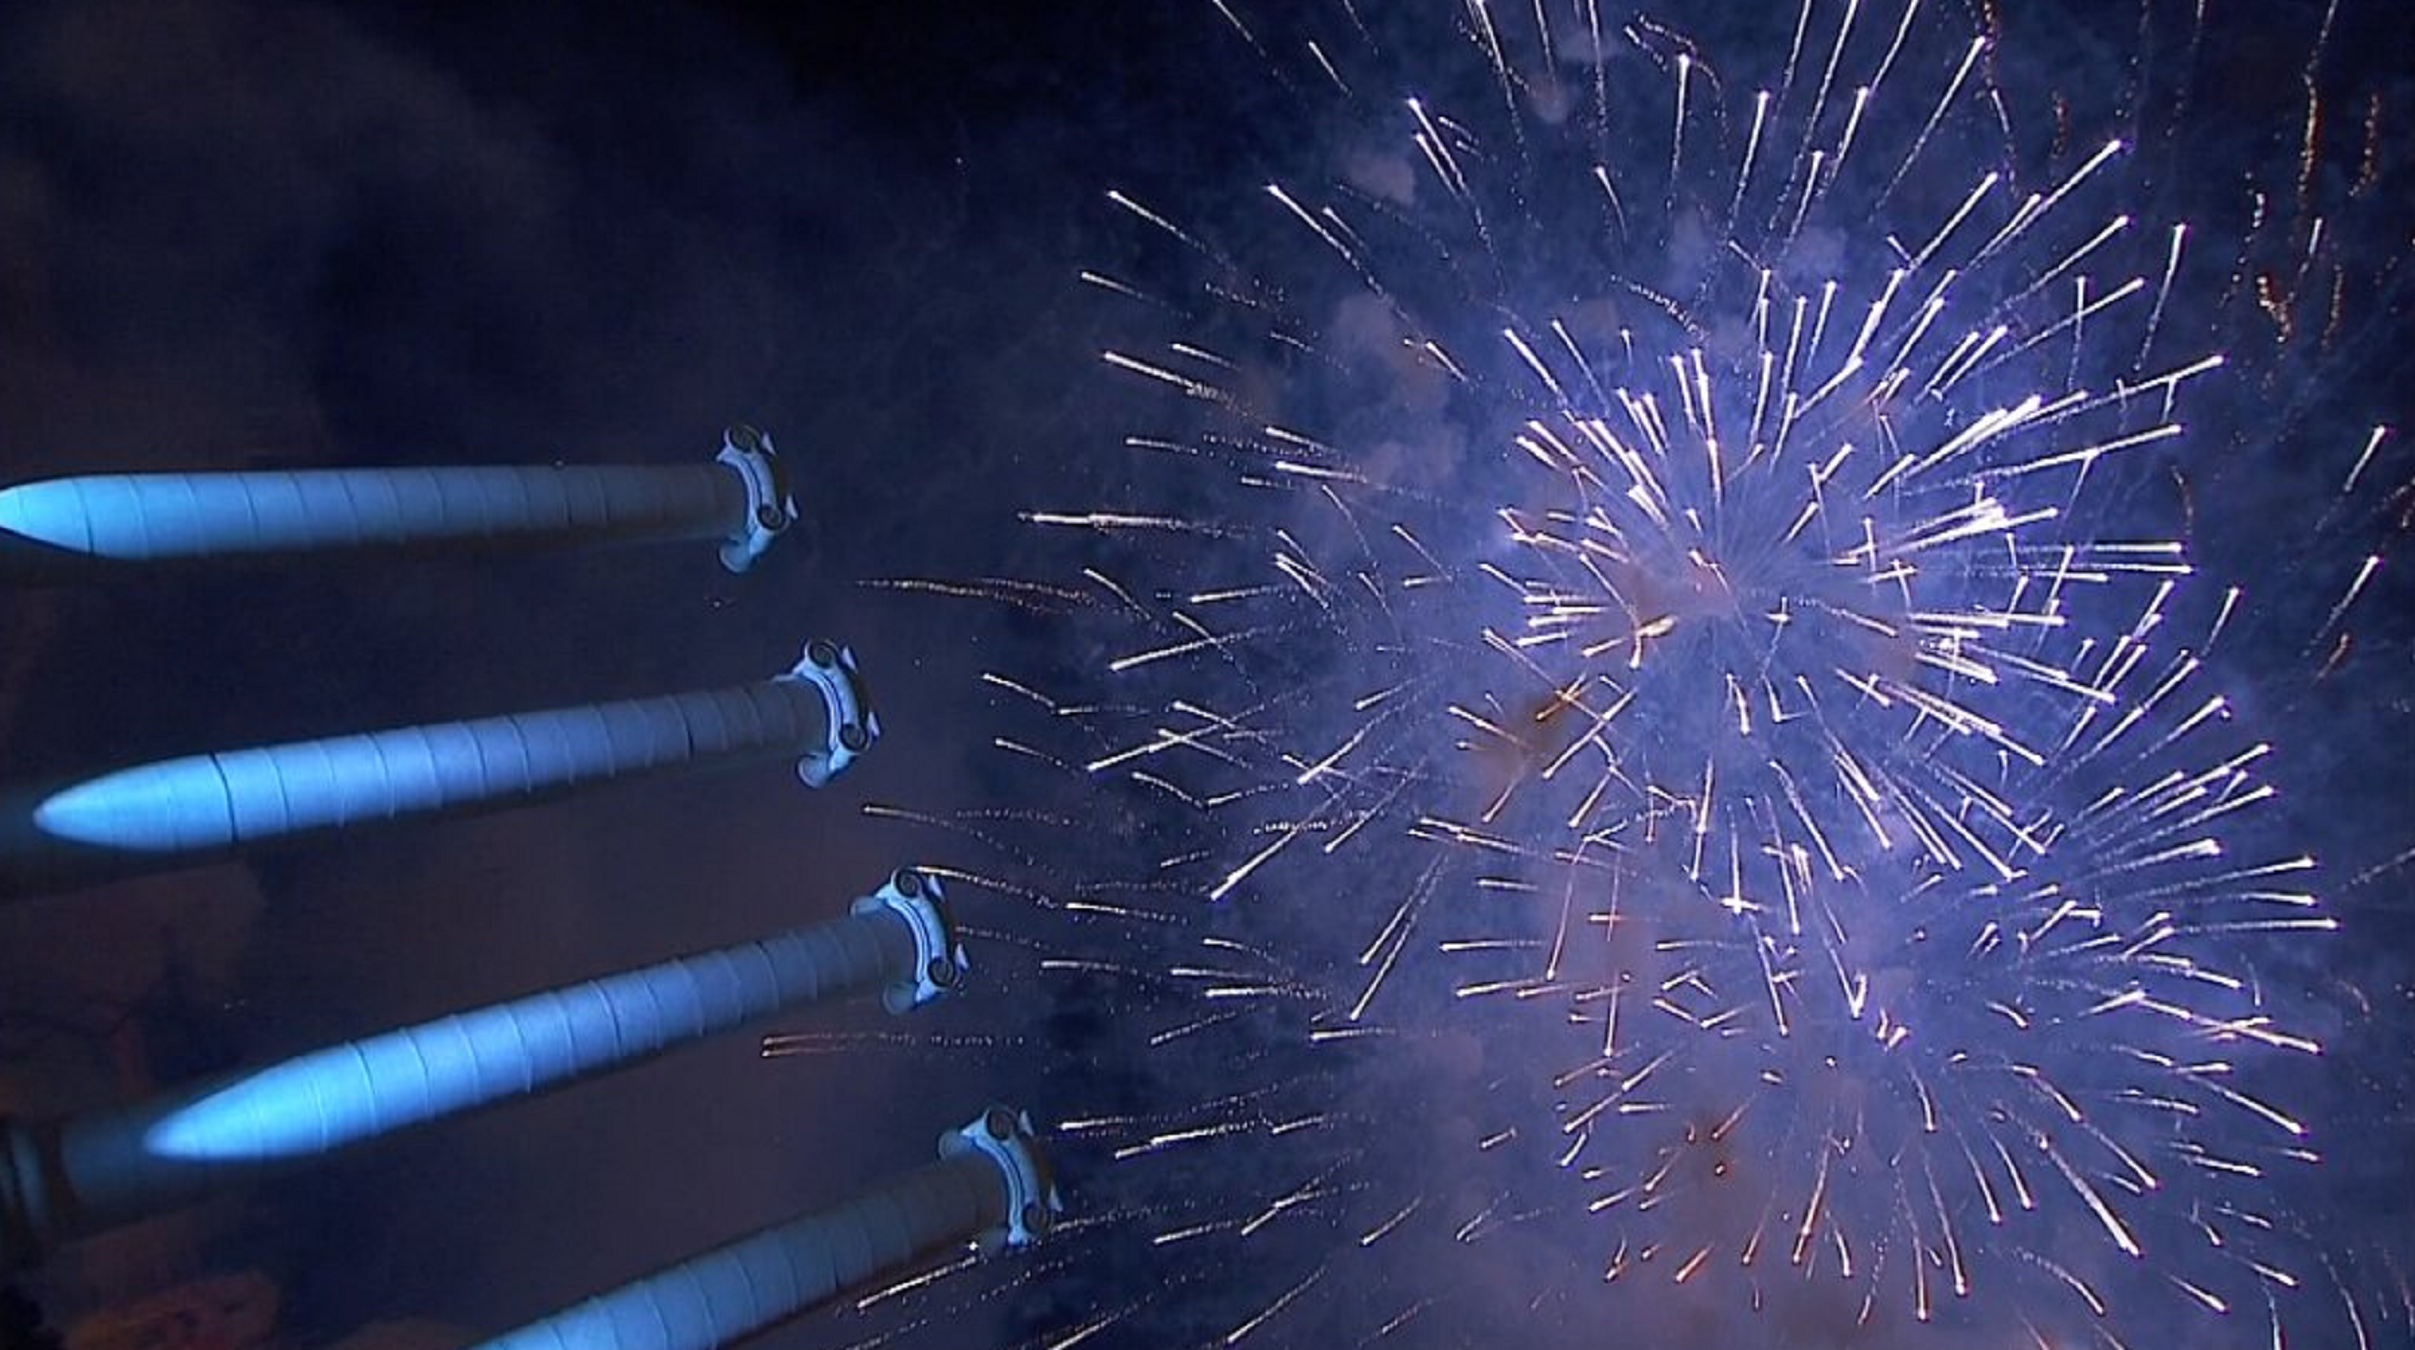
[[466, 1106, 1058, 1350], [943, 1106, 1061, 1253], [714, 424, 796, 574], [0, 642, 877, 901], [852, 869, 965, 1014], [783, 639, 877, 788], [0, 869, 948, 1268]]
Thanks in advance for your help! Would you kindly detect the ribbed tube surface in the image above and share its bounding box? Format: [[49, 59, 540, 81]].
[[42, 909, 916, 1234], [0, 678, 828, 897], [0, 465, 747, 574], [476, 1153, 1008, 1350]]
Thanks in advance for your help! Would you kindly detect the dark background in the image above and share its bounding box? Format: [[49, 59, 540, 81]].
[[0, 2, 1209, 1343], [1, 2, 2410, 1348]]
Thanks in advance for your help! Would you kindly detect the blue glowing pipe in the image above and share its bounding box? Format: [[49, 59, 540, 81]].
[[0, 426, 797, 580], [0, 640, 874, 900], [0, 872, 968, 1266], [474, 1108, 1058, 1350]]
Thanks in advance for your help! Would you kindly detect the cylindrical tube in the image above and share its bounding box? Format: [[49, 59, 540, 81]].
[[0, 642, 870, 900], [0, 873, 960, 1264], [473, 1108, 1052, 1350], [483, 1155, 1002, 1350], [0, 463, 748, 578]]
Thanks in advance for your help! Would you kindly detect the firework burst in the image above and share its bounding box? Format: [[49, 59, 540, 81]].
[[1073, 0, 2222, 938], [863, 1, 2412, 1345]]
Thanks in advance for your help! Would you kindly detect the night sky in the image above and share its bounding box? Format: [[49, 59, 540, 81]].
[[2, 2, 2411, 1349]]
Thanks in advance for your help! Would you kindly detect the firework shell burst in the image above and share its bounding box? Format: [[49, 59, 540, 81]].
[[852, 1, 2409, 1347]]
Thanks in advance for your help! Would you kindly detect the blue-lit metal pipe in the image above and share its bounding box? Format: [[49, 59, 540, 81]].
[[0, 426, 797, 581], [0, 872, 968, 1267], [473, 1108, 1057, 1350], [0, 640, 874, 900]]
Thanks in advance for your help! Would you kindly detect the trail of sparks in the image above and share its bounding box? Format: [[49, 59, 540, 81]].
[[1016, 0, 2364, 1341]]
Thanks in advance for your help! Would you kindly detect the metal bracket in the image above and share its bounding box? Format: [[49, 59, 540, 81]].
[[784, 639, 877, 788], [851, 869, 965, 1013], [715, 424, 796, 574], [942, 1106, 1061, 1251]]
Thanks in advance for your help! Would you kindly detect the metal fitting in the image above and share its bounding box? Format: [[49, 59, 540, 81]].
[[715, 424, 797, 574], [852, 868, 966, 1014], [942, 1106, 1061, 1251], [785, 640, 878, 788]]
